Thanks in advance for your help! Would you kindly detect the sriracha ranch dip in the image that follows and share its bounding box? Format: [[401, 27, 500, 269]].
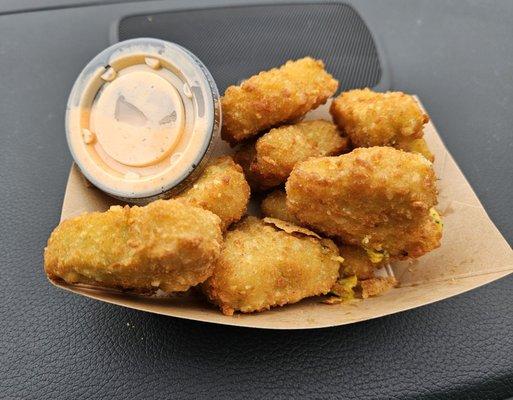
[[66, 38, 220, 203]]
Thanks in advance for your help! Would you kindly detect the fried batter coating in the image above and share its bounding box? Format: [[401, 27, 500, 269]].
[[325, 245, 388, 303], [286, 147, 442, 259], [235, 120, 347, 190], [396, 137, 434, 162], [250, 120, 349, 188], [358, 277, 397, 299], [339, 245, 386, 280], [260, 190, 301, 226], [324, 275, 358, 303], [405, 207, 443, 258], [326, 275, 396, 303], [203, 217, 341, 315], [176, 156, 250, 230], [44, 200, 223, 293], [330, 88, 431, 158], [233, 142, 264, 192], [221, 57, 338, 145]]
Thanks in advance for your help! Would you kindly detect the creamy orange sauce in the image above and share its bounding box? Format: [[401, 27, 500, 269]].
[[66, 39, 219, 202], [91, 70, 184, 167]]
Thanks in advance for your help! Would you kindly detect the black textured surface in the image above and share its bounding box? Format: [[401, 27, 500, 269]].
[[119, 3, 382, 93], [1, 1, 513, 399]]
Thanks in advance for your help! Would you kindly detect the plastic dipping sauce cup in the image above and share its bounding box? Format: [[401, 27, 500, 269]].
[[66, 38, 221, 204]]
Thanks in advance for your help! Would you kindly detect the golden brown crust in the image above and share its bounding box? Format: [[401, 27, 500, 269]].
[[263, 217, 322, 239], [286, 147, 441, 259], [203, 217, 341, 315], [233, 142, 282, 191], [221, 58, 338, 145], [176, 156, 250, 230], [395, 137, 434, 162], [330, 88, 431, 158], [250, 120, 349, 188], [358, 277, 397, 299], [338, 245, 385, 280], [260, 189, 302, 226], [235, 120, 348, 191], [44, 200, 223, 293]]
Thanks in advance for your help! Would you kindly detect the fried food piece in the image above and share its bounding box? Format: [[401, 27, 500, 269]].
[[260, 190, 301, 225], [44, 200, 223, 293], [326, 275, 396, 303], [233, 142, 264, 192], [406, 207, 443, 258], [176, 156, 250, 230], [233, 142, 279, 191], [203, 217, 341, 315], [221, 57, 339, 145], [235, 120, 348, 190], [330, 88, 432, 159], [286, 147, 442, 259], [358, 277, 397, 299], [339, 245, 386, 280], [323, 275, 358, 303], [250, 120, 349, 188], [324, 245, 388, 304], [261, 186, 441, 265], [396, 137, 434, 162]]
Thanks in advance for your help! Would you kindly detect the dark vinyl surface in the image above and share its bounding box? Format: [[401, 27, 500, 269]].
[[1, 1, 512, 399], [119, 3, 383, 93]]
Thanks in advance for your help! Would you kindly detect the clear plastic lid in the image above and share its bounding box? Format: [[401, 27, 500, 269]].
[[66, 38, 221, 203]]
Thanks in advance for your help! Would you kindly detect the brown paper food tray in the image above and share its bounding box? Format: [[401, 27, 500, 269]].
[[51, 99, 513, 330]]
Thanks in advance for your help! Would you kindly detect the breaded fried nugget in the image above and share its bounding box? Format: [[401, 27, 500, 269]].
[[222, 58, 338, 145], [330, 88, 433, 160], [44, 200, 223, 293], [339, 245, 386, 280], [260, 190, 301, 226], [176, 156, 250, 230], [235, 120, 348, 191], [233, 142, 278, 191], [286, 147, 442, 259], [250, 120, 349, 188], [203, 217, 341, 315]]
